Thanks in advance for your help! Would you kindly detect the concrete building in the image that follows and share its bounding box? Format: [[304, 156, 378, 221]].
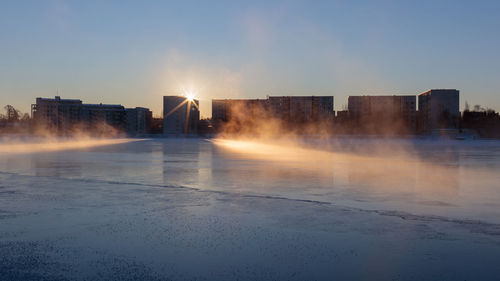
[[348, 95, 416, 133], [32, 96, 83, 131], [163, 96, 199, 135], [32, 96, 151, 135], [212, 99, 230, 122], [268, 96, 334, 123], [80, 103, 126, 130], [126, 107, 152, 136], [418, 89, 460, 133], [212, 98, 268, 123], [311, 96, 334, 121], [267, 96, 291, 121], [212, 96, 334, 125], [290, 96, 313, 123]]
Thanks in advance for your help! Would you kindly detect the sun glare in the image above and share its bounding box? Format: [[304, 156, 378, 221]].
[[186, 92, 195, 102]]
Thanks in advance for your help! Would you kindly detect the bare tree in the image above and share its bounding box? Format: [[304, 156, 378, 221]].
[[20, 113, 30, 123], [4, 105, 21, 122]]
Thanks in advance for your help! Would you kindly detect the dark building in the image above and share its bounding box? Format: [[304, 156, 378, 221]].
[[212, 98, 268, 122], [212, 99, 230, 123], [32, 96, 151, 135], [198, 118, 215, 136], [80, 103, 126, 130], [462, 109, 500, 138], [32, 96, 83, 131], [126, 107, 153, 136], [269, 96, 334, 124], [212, 96, 334, 129], [163, 96, 199, 135], [418, 89, 460, 133], [347, 95, 416, 134], [150, 117, 164, 134]]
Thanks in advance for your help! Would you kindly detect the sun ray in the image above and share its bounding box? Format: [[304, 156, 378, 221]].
[[164, 99, 188, 118], [184, 99, 192, 134], [190, 100, 199, 110]]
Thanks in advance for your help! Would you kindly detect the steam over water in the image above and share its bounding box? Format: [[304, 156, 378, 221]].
[[0, 138, 138, 154], [212, 138, 500, 222], [1, 137, 500, 280], [1, 138, 500, 222]]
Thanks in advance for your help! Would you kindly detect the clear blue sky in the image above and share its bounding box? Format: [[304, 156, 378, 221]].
[[1, 0, 499, 117]]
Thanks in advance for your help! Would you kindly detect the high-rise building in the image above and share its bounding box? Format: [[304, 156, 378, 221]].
[[418, 89, 460, 133], [163, 96, 199, 135]]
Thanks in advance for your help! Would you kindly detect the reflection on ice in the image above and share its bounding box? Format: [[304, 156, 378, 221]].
[[1, 138, 500, 280], [210, 138, 499, 221], [0, 138, 499, 223], [212, 138, 463, 196]]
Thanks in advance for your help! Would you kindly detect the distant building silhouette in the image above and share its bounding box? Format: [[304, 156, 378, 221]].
[[418, 89, 459, 134], [347, 95, 416, 134], [27, 89, 475, 138], [212, 96, 334, 132], [462, 108, 500, 138], [80, 103, 126, 130], [32, 96, 83, 131], [269, 96, 334, 123], [150, 117, 164, 134], [32, 96, 151, 135], [126, 107, 152, 136], [163, 96, 199, 136], [212, 98, 267, 122]]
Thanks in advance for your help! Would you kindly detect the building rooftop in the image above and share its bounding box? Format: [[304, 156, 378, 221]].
[[36, 96, 82, 103], [418, 89, 459, 96], [82, 104, 124, 108]]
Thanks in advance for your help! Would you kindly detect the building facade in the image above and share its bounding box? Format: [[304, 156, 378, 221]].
[[212, 98, 268, 124], [32, 96, 83, 131], [418, 89, 460, 133], [163, 96, 199, 135], [212, 96, 334, 125], [32, 96, 151, 135], [126, 107, 152, 136], [348, 95, 416, 133], [80, 103, 126, 130]]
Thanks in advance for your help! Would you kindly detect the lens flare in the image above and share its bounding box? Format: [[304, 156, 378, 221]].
[[186, 92, 195, 102]]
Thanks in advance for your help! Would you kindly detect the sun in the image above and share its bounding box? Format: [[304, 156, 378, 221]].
[[185, 92, 195, 102]]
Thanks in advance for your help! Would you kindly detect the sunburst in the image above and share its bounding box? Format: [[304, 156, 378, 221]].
[[164, 90, 199, 135]]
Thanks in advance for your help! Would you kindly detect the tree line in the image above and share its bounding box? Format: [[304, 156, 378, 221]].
[[0, 105, 30, 123]]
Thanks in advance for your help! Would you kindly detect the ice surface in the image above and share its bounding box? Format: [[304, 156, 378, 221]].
[[1, 138, 500, 280]]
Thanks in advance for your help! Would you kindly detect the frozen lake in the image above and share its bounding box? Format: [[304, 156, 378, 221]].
[[1, 138, 500, 280]]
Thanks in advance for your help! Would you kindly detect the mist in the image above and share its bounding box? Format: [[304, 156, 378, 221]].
[[211, 103, 499, 206], [211, 137, 499, 214], [0, 121, 137, 154], [0, 138, 138, 154]]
